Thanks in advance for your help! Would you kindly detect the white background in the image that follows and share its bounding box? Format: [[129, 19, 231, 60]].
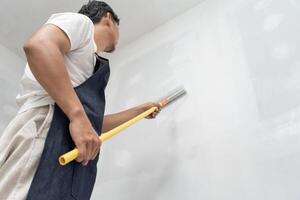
[[93, 0, 300, 199]]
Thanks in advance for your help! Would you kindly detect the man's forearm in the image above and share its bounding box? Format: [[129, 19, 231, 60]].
[[102, 106, 144, 133]]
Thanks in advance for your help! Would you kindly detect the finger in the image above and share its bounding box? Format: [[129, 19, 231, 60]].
[[91, 148, 99, 160], [155, 107, 161, 113], [75, 143, 86, 163], [83, 142, 91, 164], [86, 139, 93, 161], [91, 137, 100, 160], [146, 113, 152, 118], [148, 114, 155, 119], [82, 160, 88, 166], [156, 103, 162, 109], [92, 139, 101, 160], [90, 138, 97, 160]]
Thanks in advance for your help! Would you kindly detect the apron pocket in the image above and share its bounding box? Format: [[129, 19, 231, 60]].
[[71, 162, 97, 200], [34, 105, 54, 139]]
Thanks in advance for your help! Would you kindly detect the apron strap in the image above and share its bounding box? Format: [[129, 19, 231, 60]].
[[93, 53, 101, 74]]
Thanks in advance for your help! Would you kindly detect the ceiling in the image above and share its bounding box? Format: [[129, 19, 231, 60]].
[[0, 0, 204, 58]]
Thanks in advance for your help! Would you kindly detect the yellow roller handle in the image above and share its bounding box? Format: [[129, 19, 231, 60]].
[[59, 106, 160, 166]]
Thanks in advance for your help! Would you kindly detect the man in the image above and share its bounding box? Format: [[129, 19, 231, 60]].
[[0, 1, 161, 199]]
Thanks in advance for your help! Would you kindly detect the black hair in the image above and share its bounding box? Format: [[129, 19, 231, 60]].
[[78, 1, 120, 25]]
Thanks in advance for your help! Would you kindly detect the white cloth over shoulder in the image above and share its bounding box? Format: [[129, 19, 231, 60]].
[[16, 12, 97, 113]]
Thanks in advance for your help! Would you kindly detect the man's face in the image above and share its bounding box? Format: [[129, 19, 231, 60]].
[[106, 20, 119, 53]]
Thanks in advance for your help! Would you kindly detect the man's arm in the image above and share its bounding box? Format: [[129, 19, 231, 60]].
[[102, 102, 161, 133], [23, 24, 100, 165]]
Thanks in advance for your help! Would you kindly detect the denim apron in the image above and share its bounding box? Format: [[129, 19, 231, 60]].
[[26, 53, 110, 200]]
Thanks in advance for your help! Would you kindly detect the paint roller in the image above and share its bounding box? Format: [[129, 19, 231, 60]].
[[59, 87, 187, 165]]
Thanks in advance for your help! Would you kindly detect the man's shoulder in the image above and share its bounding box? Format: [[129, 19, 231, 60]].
[[47, 12, 92, 25]]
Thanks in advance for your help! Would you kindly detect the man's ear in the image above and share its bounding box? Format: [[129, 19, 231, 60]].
[[100, 17, 108, 27], [102, 13, 113, 26], [103, 12, 111, 21]]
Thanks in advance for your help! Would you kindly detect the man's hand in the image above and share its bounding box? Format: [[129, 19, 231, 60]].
[[101, 102, 162, 133], [137, 102, 162, 119], [69, 111, 101, 166]]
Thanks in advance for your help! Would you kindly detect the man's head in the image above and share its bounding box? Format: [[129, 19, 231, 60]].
[[79, 1, 120, 53]]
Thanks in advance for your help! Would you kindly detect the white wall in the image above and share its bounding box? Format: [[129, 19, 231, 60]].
[[92, 0, 300, 199], [0, 44, 25, 133]]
